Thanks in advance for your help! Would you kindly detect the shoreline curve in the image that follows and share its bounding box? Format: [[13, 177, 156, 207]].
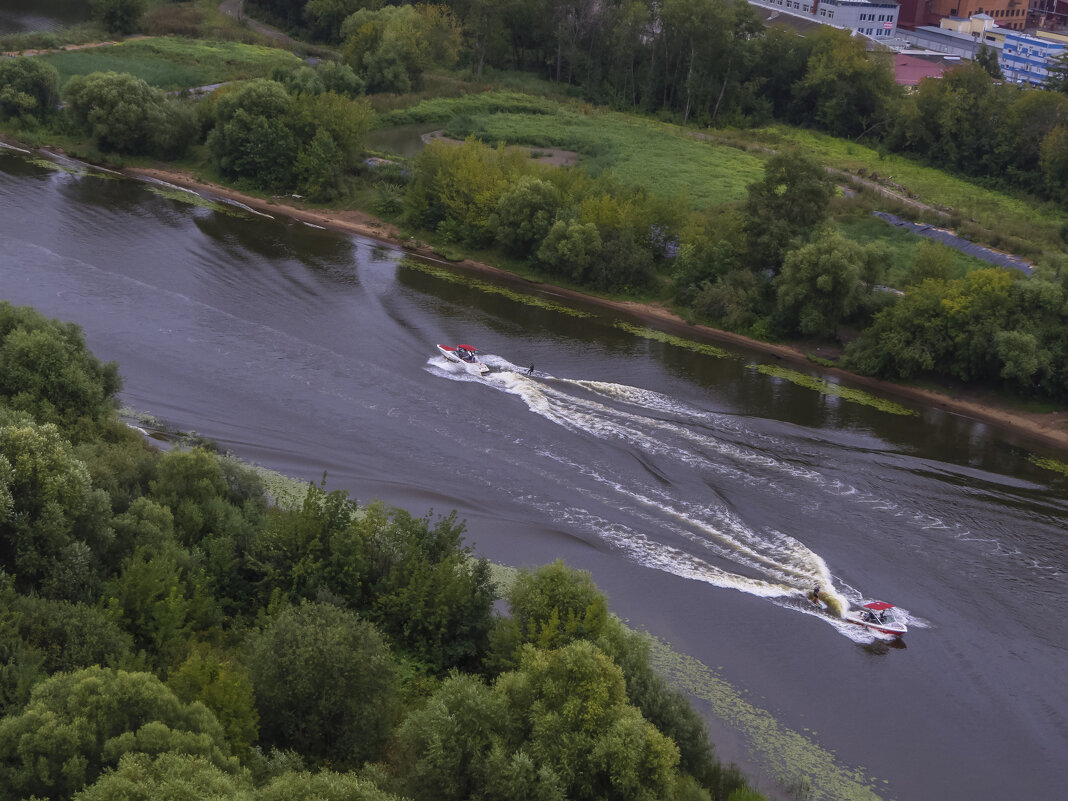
[[3, 151, 1050, 455]]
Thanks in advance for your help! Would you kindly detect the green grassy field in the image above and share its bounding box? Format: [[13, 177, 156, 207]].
[[749, 125, 1068, 258], [35, 37, 302, 90], [378, 91, 766, 208], [836, 214, 990, 286]]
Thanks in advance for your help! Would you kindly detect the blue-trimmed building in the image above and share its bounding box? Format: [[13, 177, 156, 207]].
[[1000, 31, 1066, 87]]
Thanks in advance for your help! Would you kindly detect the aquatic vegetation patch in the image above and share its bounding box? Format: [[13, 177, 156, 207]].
[[242, 463, 313, 511], [645, 633, 886, 801], [142, 183, 241, 214], [400, 258, 593, 318], [754, 364, 917, 416], [1028, 454, 1068, 477], [615, 321, 732, 359], [28, 156, 114, 179]]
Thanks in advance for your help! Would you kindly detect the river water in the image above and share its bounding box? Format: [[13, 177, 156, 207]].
[[1, 150, 1066, 801], [0, 1, 88, 35]]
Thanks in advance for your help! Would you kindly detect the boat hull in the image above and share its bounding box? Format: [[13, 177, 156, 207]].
[[436, 344, 490, 375], [843, 612, 907, 637]]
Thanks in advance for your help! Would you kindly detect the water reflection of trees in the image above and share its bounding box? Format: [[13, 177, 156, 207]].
[[191, 208, 358, 284]]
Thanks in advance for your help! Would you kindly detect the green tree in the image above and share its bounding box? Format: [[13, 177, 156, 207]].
[[342, 4, 462, 93], [258, 769, 404, 801], [393, 673, 505, 801], [0, 58, 60, 120], [0, 417, 113, 599], [795, 26, 897, 138], [247, 602, 400, 768], [0, 302, 122, 440], [207, 80, 296, 190], [0, 667, 234, 800], [906, 240, 955, 285], [10, 595, 131, 675], [148, 447, 264, 550], [74, 752, 248, 801], [90, 0, 146, 35], [742, 152, 835, 271], [491, 175, 560, 256], [305, 0, 365, 43], [994, 329, 1050, 391], [102, 541, 221, 669], [775, 232, 868, 338], [1045, 50, 1068, 97], [168, 644, 260, 760], [976, 44, 1003, 80], [0, 574, 46, 716], [843, 278, 952, 379], [692, 268, 770, 333], [507, 560, 609, 651], [363, 507, 497, 674], [496, 642, 679, 801], [537, 219, 603, 283], [317, 60, 365, 96], [404, 138, 530, 244], [65, 71, 195, 157], [1039, 124, 1068, 204], [397, 642, 679, 801]]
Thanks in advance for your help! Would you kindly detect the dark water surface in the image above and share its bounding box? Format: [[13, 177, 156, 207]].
[[1, 152, 1066, 801], [0, 0, 89, 34]]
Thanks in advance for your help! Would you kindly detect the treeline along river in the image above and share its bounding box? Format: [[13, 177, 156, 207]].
[[1, 150, 1066, 801]]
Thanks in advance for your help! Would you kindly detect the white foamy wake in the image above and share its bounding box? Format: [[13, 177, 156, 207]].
[[428, 357, 918, 638]]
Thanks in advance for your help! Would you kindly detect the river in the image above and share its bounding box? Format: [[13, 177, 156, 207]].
[[0, 1, 88, 35], [1, 150, 1065, 801]]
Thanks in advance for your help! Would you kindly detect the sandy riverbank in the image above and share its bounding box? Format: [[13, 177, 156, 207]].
[[113, 164, 1065, 454]]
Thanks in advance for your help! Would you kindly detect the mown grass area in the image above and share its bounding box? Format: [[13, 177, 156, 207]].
[[747, 125, 1068, 260], [378, 91, 766, 208], [836, 214, 989, 286], [34, 36, 303, 90]]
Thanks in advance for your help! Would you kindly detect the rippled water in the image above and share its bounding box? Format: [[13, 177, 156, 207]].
[[0, 1, 88, 35], [1, 151, 1066, 801]]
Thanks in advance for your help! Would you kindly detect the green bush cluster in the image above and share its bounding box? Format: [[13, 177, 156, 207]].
[[0, 304, 766, 801], [405, 137, 685, 293]]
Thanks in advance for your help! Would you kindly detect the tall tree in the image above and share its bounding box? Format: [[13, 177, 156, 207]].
[[795, 26, 897, 139], [247, 602, 400, 768], [775, 232, 869, 338], [976, 43, 1003, 80], [0, 667, 234, 801], [742, 152, 835, 271]]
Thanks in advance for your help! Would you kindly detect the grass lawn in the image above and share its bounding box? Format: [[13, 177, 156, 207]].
[[748, 125, 1068, 257], [377, 91, 766, 209], [35, 37, 303, 90]]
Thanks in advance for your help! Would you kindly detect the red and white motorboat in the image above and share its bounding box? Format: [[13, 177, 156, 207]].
[[844, 601, 907, 637], [436, 344, 490, 375]]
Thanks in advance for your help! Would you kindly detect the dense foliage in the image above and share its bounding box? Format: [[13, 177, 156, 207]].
[[0, 304, 763, 801], [243, 0, 1068, 213], [0, 59, 60, 121], [65, 71, 198, 158], [3, 0, 1067, 427]]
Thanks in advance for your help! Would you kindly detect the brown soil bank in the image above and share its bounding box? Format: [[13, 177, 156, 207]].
[[123, 165, 1068, 454]]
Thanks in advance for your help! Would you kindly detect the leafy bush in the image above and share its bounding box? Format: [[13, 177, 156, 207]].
[[0, 59, 60, 120], [247, 602, 400, 768], [64, 70, 197, 157]]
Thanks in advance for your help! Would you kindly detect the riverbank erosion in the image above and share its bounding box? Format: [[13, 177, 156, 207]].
[[120, 163, 1068, 453]]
